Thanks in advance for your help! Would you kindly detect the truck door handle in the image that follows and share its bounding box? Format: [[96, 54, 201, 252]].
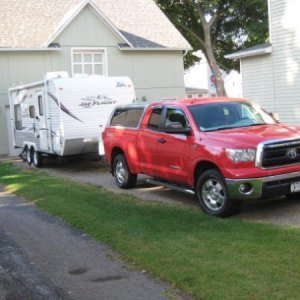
[[158, 138, 166, 144]]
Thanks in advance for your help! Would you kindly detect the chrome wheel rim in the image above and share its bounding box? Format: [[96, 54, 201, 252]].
[[33, 151, 38, 165], [202, 179, 225, 211], [115, 161, 125, 184], [26, 149, 31, 163]]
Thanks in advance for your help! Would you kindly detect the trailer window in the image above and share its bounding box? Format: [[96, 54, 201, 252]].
[[14, 105, 22, 130], [38, 95, 44, 116], [29, 106, 36, 118]]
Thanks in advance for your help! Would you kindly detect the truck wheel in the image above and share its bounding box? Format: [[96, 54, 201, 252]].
[[33, 150, 43, 168], [196, 169, 239, 217], [26, 147, 32, 165], [113, 154, 137, 189]]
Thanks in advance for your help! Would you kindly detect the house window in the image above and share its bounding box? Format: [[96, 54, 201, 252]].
[[72, 48, 107, 76]]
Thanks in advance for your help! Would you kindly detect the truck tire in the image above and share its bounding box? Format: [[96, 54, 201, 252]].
[[113, 154, 137, 189], [33, 149, 43, 168], [26, 147, 32, 165], [196, 169, 239, 217]]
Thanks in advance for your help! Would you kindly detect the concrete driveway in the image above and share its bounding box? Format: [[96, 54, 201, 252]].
[[0, 186, 186, 300], [14, 157, 300, 227]]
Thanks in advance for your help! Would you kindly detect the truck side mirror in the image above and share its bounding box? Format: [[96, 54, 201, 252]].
[[269, 112, 280, 123], [165, 122, 191, 135]]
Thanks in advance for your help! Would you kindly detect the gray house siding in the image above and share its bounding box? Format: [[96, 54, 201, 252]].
[[241, 55, 275, 112], [0, 6, 185, 156], [240, 0, 300, 124], [269, 0, 300, 123]]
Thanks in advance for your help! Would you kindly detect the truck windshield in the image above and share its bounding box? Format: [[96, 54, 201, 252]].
[[189, 101, 276, 132]]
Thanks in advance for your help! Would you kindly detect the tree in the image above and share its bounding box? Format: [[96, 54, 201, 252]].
[[157, 0, 268, 96]]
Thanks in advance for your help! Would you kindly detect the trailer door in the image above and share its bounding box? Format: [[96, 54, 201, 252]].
[[36, 91, 48, 151]]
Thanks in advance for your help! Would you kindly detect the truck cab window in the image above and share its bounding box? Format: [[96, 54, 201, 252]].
[[111, 109, 127, 126], [125, 108, 144, 127], [164, 108, 188, 129], [147, 107, 162, 131], [110, 108, 144, 128]]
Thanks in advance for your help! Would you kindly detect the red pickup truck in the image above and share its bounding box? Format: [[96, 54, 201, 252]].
[[102, 98, 300, 217]]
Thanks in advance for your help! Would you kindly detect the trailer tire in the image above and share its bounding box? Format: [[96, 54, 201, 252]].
[[113, 154, 137, 189], [33, 150, 43, 168], [20, 148, 27, 161], [25, 147, 32, 165], [195, 169, 240, 217]]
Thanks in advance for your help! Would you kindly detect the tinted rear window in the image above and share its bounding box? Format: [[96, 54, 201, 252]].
[[147, 107, 163, 131], [111, 108, 144, 127]]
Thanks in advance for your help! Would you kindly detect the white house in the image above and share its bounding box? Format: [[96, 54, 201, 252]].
[[225, 0, 300, 124], [185, 51, 242, 98], [0, 0, 191, 157]]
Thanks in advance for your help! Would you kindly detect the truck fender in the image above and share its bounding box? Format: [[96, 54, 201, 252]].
[[190, 158, 223, 188]]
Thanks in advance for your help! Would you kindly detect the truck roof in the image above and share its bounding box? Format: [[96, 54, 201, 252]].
[[170, 97, 248, 107], [113, 97, 249, 111]]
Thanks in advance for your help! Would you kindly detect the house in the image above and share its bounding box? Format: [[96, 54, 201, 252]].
[[225, 0, 300, 124], [185, 87, 209, 98], [0, 0, 191, 157], [185, 51, 242, 98], [184, 51, 216, 97]]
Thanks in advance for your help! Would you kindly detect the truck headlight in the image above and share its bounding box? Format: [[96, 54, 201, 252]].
[[226, 149, 256, 162]]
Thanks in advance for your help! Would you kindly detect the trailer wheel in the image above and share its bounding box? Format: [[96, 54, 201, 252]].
[[113, 154, 137, 189], [195, 169, 240, 217], [20, 148, 27, 161], [25, 147, 32, 165], [33, 150, 43, 168]]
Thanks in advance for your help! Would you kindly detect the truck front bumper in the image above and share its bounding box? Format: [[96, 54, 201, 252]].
[[226, 171, 300, 200]]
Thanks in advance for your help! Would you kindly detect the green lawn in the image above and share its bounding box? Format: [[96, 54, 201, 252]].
[[0, 162, 300, 299]]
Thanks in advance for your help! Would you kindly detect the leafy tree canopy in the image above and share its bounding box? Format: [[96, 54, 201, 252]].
[[157, 0, 269, 71]]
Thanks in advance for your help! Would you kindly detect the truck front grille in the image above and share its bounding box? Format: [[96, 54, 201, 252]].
[[260, 139, 300, 168]]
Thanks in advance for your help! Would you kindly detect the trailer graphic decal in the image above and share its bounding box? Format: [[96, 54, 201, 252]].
[[79, 95, 117, 108], [47, 92, 83, 123], [116, 82, 126, 88]]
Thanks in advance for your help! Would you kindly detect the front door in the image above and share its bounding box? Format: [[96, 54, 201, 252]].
[[157, 107, 192, 184], [137, 106, 163, 177], [36, 91, 48, 151]]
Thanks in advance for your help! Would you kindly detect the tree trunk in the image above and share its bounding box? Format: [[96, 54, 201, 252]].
[[202, 20, 227, 96]]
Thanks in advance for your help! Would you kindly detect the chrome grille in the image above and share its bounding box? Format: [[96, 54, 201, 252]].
[[256, 138, 300, 168]]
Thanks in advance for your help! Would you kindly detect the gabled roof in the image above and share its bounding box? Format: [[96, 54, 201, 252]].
[[225, 43, 272, 60], [0, 0, 191, 50]]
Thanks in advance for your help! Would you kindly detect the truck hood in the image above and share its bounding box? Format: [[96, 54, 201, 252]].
[[205, 124, 300, 148]]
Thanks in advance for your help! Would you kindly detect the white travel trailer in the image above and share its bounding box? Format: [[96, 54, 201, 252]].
[[8, 72, 136, 167]]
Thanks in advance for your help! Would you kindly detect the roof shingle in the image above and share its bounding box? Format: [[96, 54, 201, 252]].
[[0, 0, 191, 49]]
